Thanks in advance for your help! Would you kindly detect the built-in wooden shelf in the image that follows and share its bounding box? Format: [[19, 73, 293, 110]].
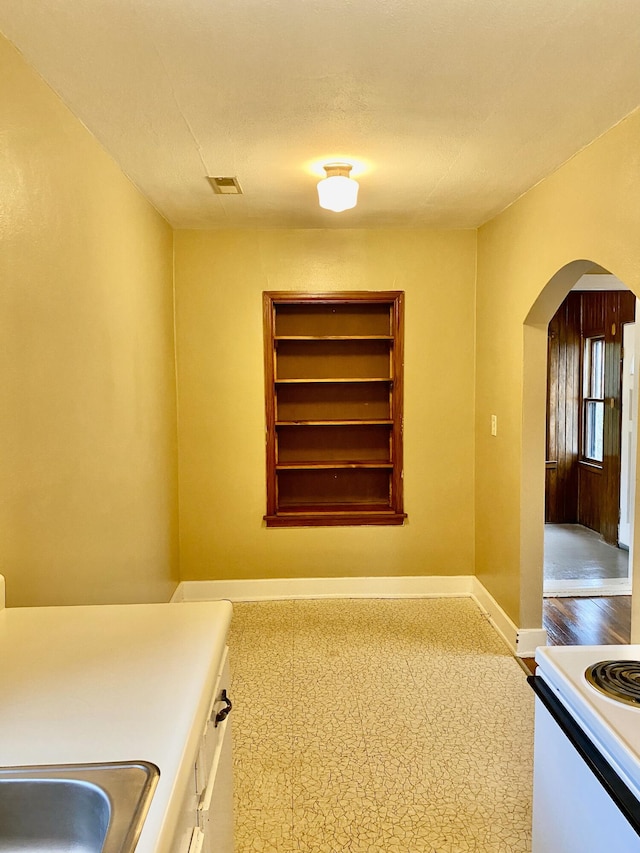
[[263, 291, 406, 528], [264, 507, 406, 528], [274, 378, 393, 384], [275, 335, 394, 341], [276, 420, 393, 426], [276, 462, 394, 470]]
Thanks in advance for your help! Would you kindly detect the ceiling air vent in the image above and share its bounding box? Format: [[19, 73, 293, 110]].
[[207, 175, 243, 195]]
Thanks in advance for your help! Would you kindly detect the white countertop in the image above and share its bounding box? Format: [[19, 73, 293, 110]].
[[0, 599, 233, 853]]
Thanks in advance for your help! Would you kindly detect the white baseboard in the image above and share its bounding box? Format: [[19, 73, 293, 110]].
[[469, 577, 547, 657], [469, 578, 517, 654], [172, 575, 547, 658], [174, 575, 474, 602], [514, 628, 549, 657], [170, 582, 185, 603]]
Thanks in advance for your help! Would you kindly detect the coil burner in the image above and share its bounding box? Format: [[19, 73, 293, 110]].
[[585, 660, 640, 707]]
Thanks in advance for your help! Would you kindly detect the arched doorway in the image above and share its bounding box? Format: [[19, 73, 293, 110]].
[[521, 260, 639, 644]]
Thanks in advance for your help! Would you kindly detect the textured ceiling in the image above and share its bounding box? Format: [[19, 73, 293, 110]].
[[2, 1, 640, 229]]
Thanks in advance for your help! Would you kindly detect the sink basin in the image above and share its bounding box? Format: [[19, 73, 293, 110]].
[[0, 761, 159, 853]]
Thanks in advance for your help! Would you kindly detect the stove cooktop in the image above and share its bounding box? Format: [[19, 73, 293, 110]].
[[586, 660, 640, 707], [535, 645, 640, 795]]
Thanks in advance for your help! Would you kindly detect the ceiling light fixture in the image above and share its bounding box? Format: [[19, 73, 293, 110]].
[[317, 163, 359, 212]]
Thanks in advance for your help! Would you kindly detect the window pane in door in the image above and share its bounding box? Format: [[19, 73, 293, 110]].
[[585, 400, 604, 462], [590, 338, 604, 398]]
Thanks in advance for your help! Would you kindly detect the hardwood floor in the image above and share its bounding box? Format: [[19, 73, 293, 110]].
[[543, 595, 631, 646], [520, 595, 631, 674]]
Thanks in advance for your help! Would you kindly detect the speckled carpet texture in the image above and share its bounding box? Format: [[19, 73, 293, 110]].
[[229, 597, 534, 853]]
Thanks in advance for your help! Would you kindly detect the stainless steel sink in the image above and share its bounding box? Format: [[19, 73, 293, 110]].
[[0, 761, 160, 853]]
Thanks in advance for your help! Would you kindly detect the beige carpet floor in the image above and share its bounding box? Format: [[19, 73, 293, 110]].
[[229, 597, 534, 853]]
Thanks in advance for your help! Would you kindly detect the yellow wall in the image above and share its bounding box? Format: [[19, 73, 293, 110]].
[[0, 35, 179, 606], [8, 23, 640, 624], [174, 229, 476, 581], [476, 107, 640, 626]]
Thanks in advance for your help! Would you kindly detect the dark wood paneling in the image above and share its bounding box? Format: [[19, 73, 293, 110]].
[[577, 463, 602, 532], [581, 290, 607, 337], [546, 317, 559, 520], [547, 289, 635, 542], [620, 290, 637, 322], [545, 292, 580, 523]]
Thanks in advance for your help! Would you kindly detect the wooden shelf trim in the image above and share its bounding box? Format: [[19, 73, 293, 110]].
[[265, 510, 407, 528], [275, 377, 393, 384], [276, 419, 393, 426], [276, 462, 393, 470], [276, 501, 395, 512], [275, 335, 394, 341], [265, 290, 403, 304]]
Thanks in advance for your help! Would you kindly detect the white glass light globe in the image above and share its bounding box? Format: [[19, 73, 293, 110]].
[[317, 172, 359, 212]]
